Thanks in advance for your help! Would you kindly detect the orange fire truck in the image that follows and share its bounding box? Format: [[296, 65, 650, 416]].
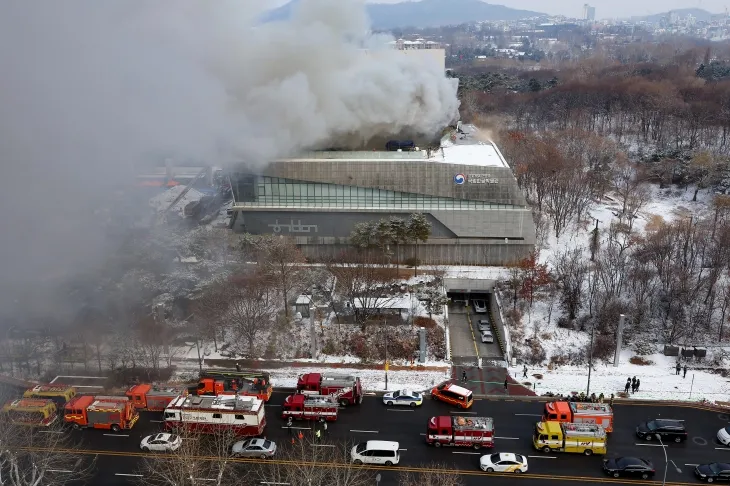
[[191, 369, 272, 402], [542, 401, 614, 432], [64, 395, 140, 432], [164, 394, 266, 436], [126, 384, 187, 411], [2, 398, 58, 427], [426, 415, 495, 449], [296, 373, 363, 406], [281, 394, 339, 422]]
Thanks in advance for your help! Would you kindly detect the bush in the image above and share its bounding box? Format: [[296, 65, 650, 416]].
[[427, 326, 446, 360], [322, 339, 337, 355], [589, 334, 615, 362], [629, 356, 654, 365], [524, 341, 546, 365], [403, 257, 420, 268], [633, 339, 656, 356], [549, 354, 570, 366], [557, 317, 573, 329], [348, 333, 370, 360], [414, 316, 437, 328]]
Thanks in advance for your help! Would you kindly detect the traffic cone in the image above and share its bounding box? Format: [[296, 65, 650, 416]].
[[291, 437, 295, 445]]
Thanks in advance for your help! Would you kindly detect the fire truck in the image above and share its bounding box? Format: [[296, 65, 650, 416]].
[[542, 401, 614, 432], [64, 395, 139, 432], [281, 394, 339, 422], [23, 384, 77, 408], [425, 415, 494, 449], [533, 421, 607, 455], [2, 398, 58, 427], [296, 373, 363, 406], [191, 369, 272, 402], [126, 384, 187, 411], [163, 394, 266, 436]]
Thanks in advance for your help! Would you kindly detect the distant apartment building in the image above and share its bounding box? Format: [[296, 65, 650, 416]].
[[582, 3, 596, 21], [387, 38, 446, 72]]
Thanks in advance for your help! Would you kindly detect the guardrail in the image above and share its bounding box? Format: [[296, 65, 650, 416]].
[[489, 292, 511, 363]]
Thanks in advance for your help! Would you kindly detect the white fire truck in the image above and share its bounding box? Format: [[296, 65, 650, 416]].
[[163, 394, 265, 436], [281, 392, 341, 422], [426, 415, 495, 449]]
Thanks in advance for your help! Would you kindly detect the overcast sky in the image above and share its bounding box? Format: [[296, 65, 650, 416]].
[[270, 0, 724, 20]]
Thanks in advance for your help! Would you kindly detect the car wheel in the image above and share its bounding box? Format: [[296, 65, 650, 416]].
[[457, 403, 463, 409], [434, 442, 441, 448], [473, 443, 481, 450], [339, 399, 349, 407], [644, 434, 652, 441], [354, 460, 362, 465], [111, 424, 121, 433], [584, 449, 593, 456], [386, 401, 394, 406], [385, 461, 393, 466], [612, 472, 620, 478], [515, 470, 522, 474], [142, 446, 150, 452], [72, 423, 81, 430], [410, 402, 417, 408], [641, 473, 649, 480], [674, 436, 682, 443], [542, 446, 551, 453], [707, 478, 714, 483], [260, 454, 267, 459], [486, 467, 494, 473]]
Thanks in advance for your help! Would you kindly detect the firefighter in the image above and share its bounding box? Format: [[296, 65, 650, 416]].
[[315, 428, 322, 441], [323, 421, 328, 436], [235, 362, 241, 372], [287, 416, 293, 435]]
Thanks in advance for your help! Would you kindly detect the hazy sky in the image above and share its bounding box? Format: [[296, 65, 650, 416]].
[[270, 0, 724, 20]]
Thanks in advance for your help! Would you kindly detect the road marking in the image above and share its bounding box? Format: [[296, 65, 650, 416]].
[[635, 443, 666, 447], [716, 447, 730, 450], [685, 464, 699, 466], [495, 437, 520, 440], [452, 451, 480, 455], [660, 419, 685, 421], [419, 433, 426, 436], [365, 392, 377, 396], [267, 404, 281, 407], [282, 426, 311, 430], [115, 473, 144, 477], [193, 479, 216, 482], [387, 409, 414, 412], [39, 430, 64, 434], [515, 414, 542, 417], [350, 430, 378, 433], [450, 411, 477, 415], [47, 469, 73, 473], [103, 434, 129, 437], [399, 449, 408, 451], [149, 420, 163, 423], [312, 444, 335, 448], [261, 483, 290, 485], [528, 456, 557, 459]]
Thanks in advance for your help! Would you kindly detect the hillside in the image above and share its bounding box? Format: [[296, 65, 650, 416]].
[[634, 8, 715, 22], [262, 0, 546, 29]]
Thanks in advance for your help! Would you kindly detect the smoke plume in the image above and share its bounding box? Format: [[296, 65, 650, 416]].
[[0, 0, 459, 323]]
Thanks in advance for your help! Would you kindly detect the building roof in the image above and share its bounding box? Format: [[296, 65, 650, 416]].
[[352, 296, 412, 310], [170, 394, 262, 413]]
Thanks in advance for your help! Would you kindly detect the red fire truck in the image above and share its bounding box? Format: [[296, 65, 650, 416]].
[[281, 394, 339, 422], [296, 373, 363, 406], [64, 396, 140, 432], [191, 369, 272, 402], [126, 384, 187, 411], [163, 394, 266, 436], [426, 415, 494, 449]]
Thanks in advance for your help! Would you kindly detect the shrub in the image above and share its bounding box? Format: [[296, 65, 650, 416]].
[[403, 257, 420, 268], [427, 326, 446, 360], [629, 356, 654, 365], [588, 334, 615, 362], [524, 341, 546, 365], [414, 316, 437, 328], [348, 333, 370, 360], [539, 332, 553, 341], [549, 354, 570, 367], [557, 317, 573, 329], [632, 339, 656, 356], [322, 339, 337, 355]]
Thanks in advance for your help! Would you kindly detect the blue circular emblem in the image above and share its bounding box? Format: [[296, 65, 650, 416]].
[[454, 173, 466, 185]]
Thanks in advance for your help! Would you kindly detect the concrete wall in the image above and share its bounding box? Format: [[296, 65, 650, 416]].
[[490, 292, 512, 364]]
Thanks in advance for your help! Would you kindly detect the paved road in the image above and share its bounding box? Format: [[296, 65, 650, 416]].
[[63, 391, 730, 485]]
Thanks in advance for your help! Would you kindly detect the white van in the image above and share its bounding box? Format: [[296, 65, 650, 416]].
[[473, 300, 487, 313], [351, 440, 400, 466]]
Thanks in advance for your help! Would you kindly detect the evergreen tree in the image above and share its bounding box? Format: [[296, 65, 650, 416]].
[[407, 213, 432, 276]]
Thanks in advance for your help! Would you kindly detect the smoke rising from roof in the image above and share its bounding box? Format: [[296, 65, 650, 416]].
[[0, 0, 459, 324]]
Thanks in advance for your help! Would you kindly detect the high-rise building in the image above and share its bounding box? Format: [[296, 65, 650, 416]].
[[582, 3, 596, 21]]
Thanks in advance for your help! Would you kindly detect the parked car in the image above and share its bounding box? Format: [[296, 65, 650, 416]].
[[231, 438, 277, 459], [636, 419, 687, 443], [473, 300, 487, 313], [476, 319, 491, 332], [479, 453, 528, 473], [603, 457, 655, 479], [718, 426, 730, 446], [481, 331, 494, 343], [351, 441, 400, 466], [695, 462, 730, 482], [382, 390, 423, 407], [140, 433, 182, 452]]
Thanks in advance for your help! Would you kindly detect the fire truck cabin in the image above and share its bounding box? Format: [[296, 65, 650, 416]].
[[198, 369, 272, 401], [23, 385, 77, 408], [426, 415, 494, 449], [281, 394, 338, 422], [126, 384, 186, 411], [296, 373, 363, 406], [64, 395, 140, 432], [543, 401, 613, 432], [164, 394, 266, 436], [2, 398, 58, 427]]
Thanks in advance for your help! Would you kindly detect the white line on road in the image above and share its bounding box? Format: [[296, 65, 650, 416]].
[[387, 409, 414, 412], [636, 443, 667, 447], [449, 411, 477, 415], [716, 447, 730, 450], [47, 469, 73, 473], [103, 434, 129, 437], [452, 451, 480, 455], [495, 437, 520, 440], [399, 449, 407, 451], [514, 414, 543, 417], [39, 430, 64, 434], [267, 404, 281, 407], [686, 464, 700, 466], [149, 420, 163, 423], [350, 430, 378, 433], [528, 456, 557, 459], [312, 444, 335, 448], [419, 433, 426, 436], [115, 473, 144, 477], [282, 426, 311, 430]]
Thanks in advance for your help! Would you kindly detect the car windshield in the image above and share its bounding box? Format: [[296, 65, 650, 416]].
[[515, 454, 524, 462], [646, 421, 658, 431], [169, 435, 179, 441], [355, 443, 367, 453], [262, 440, 272, 449], [392, 391, 400, 398], [709, 463, 725, 474], [154, 434, 164, 440], [617, 457, 642, 468], [490, 454, 501, 463], [725, 426, 730, 434]]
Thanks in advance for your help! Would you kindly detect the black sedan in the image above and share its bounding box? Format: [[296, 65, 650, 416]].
[[603, 457, 655, 479], [695, 463, 730, 482], [636, 419, 687, 443]]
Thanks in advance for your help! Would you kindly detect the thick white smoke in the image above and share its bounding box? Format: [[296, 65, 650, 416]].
[[0, 0, 459, 322]]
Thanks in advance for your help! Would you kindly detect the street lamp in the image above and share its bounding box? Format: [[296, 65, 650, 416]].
[[656, 434, 682, 486]]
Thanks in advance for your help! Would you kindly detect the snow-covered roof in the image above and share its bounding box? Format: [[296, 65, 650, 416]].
[[296, 294, 312, 305], [352, 296, 412, 310]]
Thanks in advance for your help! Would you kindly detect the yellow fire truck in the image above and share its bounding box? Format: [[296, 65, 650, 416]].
[[533, 421, 607, 456]]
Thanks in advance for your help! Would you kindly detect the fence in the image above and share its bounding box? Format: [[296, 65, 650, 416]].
[[489, 292, 512, 364]]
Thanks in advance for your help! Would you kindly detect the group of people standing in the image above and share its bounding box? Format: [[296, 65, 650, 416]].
[[624, 376, 640, 394], [675, 362, 689, 377], [286, 416, 328, 443]]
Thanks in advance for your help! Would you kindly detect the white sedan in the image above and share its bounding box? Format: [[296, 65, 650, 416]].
[[479, 453, 529, 473], [382, 390, 423, 407], [140, 433, 182, 452]]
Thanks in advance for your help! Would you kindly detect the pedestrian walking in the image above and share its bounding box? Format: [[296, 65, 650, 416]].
[[609, 393, 614, 406], [624, 381, 630, 394], [675, 362, 681, 375], [462, 370, 468, 382], [523, 365, 528, 378], [636, 379, 641, 392], [235, 362, 241, 372], [504, 378, 509, 394], [683, 365, 688, 378]]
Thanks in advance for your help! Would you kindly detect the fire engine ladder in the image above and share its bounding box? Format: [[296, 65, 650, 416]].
[[163, 168, 207, 214], [328, 387, 353, 401]]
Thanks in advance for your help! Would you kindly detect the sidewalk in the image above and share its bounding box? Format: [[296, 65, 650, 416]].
[[451, 365, 536, 396], [191, 357, 450, 372]]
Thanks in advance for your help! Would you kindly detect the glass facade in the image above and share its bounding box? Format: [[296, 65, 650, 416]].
[[232, 175, 513, 210]]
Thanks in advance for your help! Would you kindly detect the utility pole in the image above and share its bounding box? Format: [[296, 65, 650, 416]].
[[586, 324, 595, 396], [384, 317, 389, 390], [614, 314, 625, 367], [309, 287, 316, 359]]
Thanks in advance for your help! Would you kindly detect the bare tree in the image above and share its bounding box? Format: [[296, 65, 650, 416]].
[[553, 248, 589, 321], [0, 410, 96, 486], [248, 235, 306, 319], [226, 272, 276, 356], [191, 280, 231, 352], [397, 463, 465, 486], [252, 437, 374, 486], [545, 168, 592, 238], [137, 428, 238, 486]]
